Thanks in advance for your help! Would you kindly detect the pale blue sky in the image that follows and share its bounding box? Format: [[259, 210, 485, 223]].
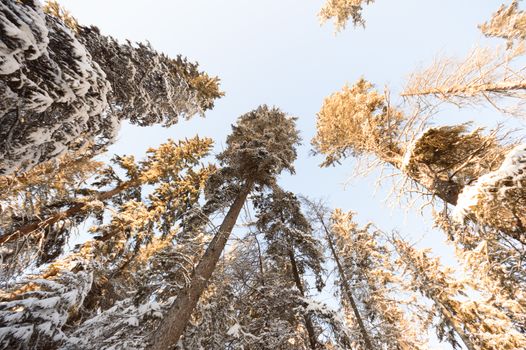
[[57, 0, 517, 262], [58, 1, 521, 347]]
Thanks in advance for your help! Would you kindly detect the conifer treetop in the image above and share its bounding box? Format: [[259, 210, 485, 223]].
[[217, 105, 300, 186], [313, 79, 404, 167], [319, 0, 375, 32]]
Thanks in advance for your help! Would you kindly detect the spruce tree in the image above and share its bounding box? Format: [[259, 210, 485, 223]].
[[305, 201, 424, 350], [394, 239, 526, 350], [253, 188, 325, 349], [0, 137, 214, 349], [0, 0, 222, 175], [148, 105, 300, 349]]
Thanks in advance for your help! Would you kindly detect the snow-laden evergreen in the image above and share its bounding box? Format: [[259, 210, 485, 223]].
[[0, 0, 221, 175]]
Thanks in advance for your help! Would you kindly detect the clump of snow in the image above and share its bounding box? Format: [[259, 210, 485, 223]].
[[0, 250, 94, 348], [453, 144, 526, 222], [62, 297, 174, 350], [226, 323, 242, 338], [0, 1, 49, 75]]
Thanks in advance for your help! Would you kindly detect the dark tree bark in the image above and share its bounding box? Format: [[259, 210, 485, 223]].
[[148, 181, 253, 350], [288, 248, 319, 350]]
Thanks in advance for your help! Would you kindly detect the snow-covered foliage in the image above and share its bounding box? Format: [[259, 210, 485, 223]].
[[254, 188, 325, 290], [0, 135, 214, 348], [0, 245, 93, 349], [330, 209, 425, 350], [480, 0, 526, 48], [0, 149, 101, 277], [394, 239, 526, 350], [179, 234, 352, 350], [0, 0, 111, 175], [0, 0, 221, 175], [217, 105, 300, 186], [453, 143, 526, 239], [62, 298, 168, 350], [434, 211, 526, 334], [0, 136, 213, 284]]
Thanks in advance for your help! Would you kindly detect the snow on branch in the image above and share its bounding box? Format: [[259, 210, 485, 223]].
[[453, 144, 526, 238]]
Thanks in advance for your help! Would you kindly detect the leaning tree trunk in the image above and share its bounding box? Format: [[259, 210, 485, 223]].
[[148, 181, 253, 350], [433, 298, 477, 350]]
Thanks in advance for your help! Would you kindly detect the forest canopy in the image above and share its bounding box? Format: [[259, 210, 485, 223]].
[[1, 1, 526, 350]]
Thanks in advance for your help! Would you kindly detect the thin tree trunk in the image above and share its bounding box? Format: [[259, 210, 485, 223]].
[[287, 248, 318, 350], [252, 231, 265, 286], [316, 214, 374, 350], [395, 243, 477, 350], [148, 181, 253, 350], [433, 298, 477, 350], [0, 180, 138, 245]]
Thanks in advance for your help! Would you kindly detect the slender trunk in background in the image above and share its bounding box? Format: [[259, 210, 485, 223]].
[[434, 299, 477, 350], [317, 215, 374, 350], [148, 181, 253, 350], [288, 248, 318, 350]]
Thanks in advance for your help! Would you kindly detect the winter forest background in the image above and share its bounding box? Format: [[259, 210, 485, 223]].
[[1, 0, 526, 349]]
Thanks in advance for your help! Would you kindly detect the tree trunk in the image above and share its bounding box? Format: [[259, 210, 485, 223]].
[[148, 181, 253, 350], [316, 214, 374, 350], [0, 180, 137, 245], [433, 298, 477, 350], [288, 248, 319, 350]]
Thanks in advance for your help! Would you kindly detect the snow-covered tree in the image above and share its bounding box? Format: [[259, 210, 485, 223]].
[[434, 212, 526, 335], [394, 238, 526, 350], [0, 136, 213, 279], [0, 242, 94, 349], [148, 105, 301, 349], [253, 188, 326, 349], [0, 146, 101, 275], [0, 0, 222, 175], [179, 230, 352, 350], [327, 209, 424, 350], [0, 136, 215, 349]]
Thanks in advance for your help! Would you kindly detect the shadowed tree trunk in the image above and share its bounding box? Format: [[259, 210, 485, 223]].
[[148, 181, 253, 350]]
